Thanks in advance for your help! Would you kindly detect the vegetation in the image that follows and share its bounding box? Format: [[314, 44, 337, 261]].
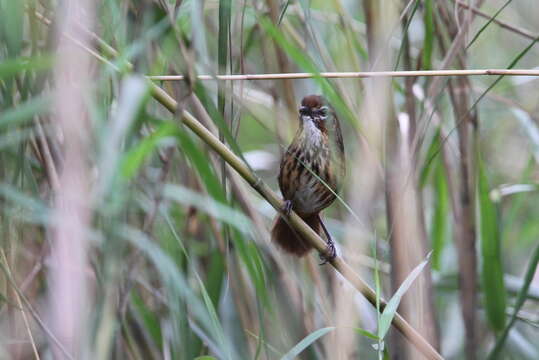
[[1, 0, 539, 359]]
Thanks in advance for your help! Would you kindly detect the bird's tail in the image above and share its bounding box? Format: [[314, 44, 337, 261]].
[[271, 214, 320, 257]]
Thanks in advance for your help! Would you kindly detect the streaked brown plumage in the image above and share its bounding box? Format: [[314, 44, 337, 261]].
[[271, 95, 345, 260]]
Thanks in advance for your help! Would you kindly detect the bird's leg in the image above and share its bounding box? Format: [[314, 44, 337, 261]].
[[282, 199, 293, 216], [318, 217, 336, 265]]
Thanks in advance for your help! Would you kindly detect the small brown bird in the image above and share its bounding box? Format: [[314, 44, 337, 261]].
[[271, 95, 345, 262]]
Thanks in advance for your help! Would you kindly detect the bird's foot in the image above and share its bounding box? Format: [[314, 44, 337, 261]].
[[282, 200, 293, 216], [319, 239, 336, 265]]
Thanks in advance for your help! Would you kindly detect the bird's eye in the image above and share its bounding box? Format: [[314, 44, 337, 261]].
[[299, 106, 309, 115]]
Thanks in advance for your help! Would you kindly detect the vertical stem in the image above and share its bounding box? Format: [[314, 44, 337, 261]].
[[364, 0, 440, 358], [48, 1, 94, 358]]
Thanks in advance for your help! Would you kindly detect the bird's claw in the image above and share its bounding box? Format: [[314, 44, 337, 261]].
[[319, 240, 336, 265], [282, 200, 293, 216]]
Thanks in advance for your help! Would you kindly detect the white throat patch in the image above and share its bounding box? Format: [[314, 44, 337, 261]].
[[301, 116, 323, 147]]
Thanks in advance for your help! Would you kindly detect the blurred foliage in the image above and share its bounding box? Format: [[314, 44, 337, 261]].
[[1, 0, 539, 359]]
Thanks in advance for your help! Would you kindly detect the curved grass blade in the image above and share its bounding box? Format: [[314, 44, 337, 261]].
[[280, 327, 335, 360], [120, 121, 179, 180], [378, 252, 432, 340], [487, 241, 539, 359]]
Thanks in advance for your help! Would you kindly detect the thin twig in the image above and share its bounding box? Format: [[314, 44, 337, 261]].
[[147, 68, 539, 81]]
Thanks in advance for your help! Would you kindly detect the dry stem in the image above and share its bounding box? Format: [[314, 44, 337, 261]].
[[147, 68, 539, 81]]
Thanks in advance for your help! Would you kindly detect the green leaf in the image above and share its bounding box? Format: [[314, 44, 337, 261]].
[[0, 0, 24, 57], [280, 327, 335, 360], [120, 121, 178, 180], [353, 327, 380, 341], [131, 291, 162, 348], [419, 128, 441, 187], [422, 0, 434, 70], [217, 0, 231, 119], [195, 357, 217, 360], [378, 252, 432, 340], [478, 155, 506, 332], [0, 55, 54, 80], [431, 160, 449, 271], [196, 273, 233, 360], [0, 96, 51, 129], [394, 0, 421, 70], [487, 242, 539, 359], [175, 124, 227, 203]]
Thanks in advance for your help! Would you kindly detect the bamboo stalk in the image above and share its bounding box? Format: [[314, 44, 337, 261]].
[[146, 69, 539, 81], [150, 83, 444, 360]]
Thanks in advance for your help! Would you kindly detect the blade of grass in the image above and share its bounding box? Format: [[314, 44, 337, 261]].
[[422, 0, 434, 70], [217, 0, 231, 123], [394, 0, 421, 70], [466, 0, 513, 49], [378, 252, 433, 341], [280, 327, 335, 360], [478, 154, 506, 332], [0, 55, 54, 80], [487, 242, 539, 359], [0, 95, 51, 128], [431, 159, 449, 271], [0, 0, 24, 57]]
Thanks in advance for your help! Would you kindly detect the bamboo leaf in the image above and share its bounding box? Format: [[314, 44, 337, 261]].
[[0, 55, 54, 80], [478, 155, 507, 332], [488, 242, 539, 359], [0, 95, 51, 128], [120, 121, 178, 180], [280, 327, 335, 360], [422, 0, 434, 70], [354, 327, 380, 341], [378, 252, 432, 340], [0, 0, 24, 57], [431, 160, 449, 271]]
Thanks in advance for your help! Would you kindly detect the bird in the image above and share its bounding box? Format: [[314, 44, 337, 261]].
[[271, 94, 345, 263]]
